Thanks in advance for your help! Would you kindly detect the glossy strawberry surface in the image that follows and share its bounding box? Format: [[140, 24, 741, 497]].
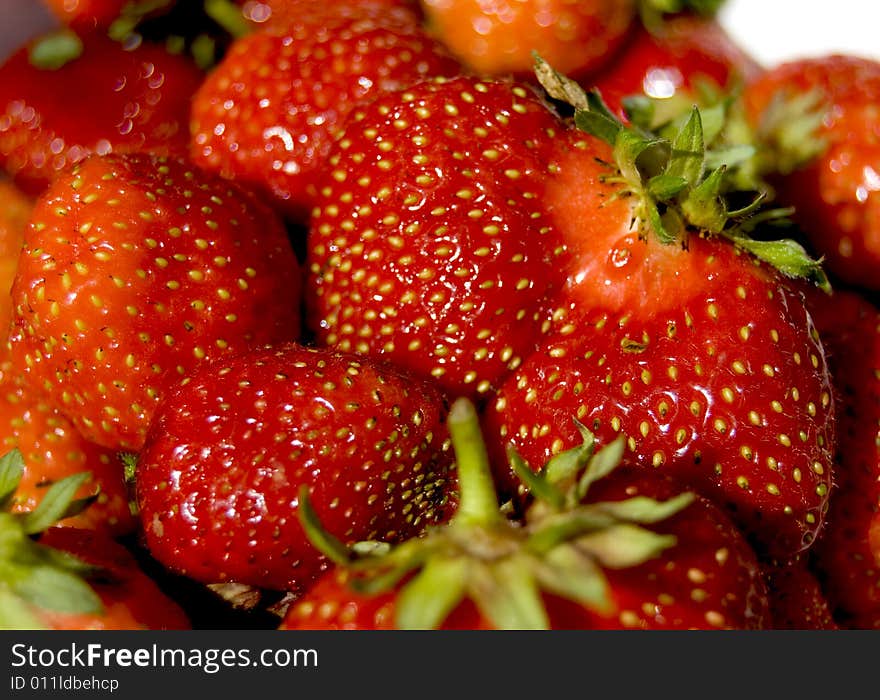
[[419, 0, 636, 79], [136, 342, 455, 593], [483, 239, 835, 559], [190, 1, 460, 221], [744, 55, 880, 290], [590, 15, 762, 118], [803, 286, 880, 628], [0, 34, 203, 196], [306, 75, 579, 400], [8, 153, 303, 451]]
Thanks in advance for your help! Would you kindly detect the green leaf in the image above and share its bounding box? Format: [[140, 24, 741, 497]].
[[705, 144, 756, 171], [576, 436, 626, 502], [622, 95, 656, 131], [697, 102, 726, 146], [0, 449, 25, 510], [534, 544, 613, 615], [665, 107, 704, 188], [543, 419, 595, 487], [574, 109, 623, 148], [204, 0, 253, 39], [645, 199, 678, 245], [614, 131, 662, 188], [0, 588, 46, 630], [730, 237, 830, 290], [594, 493, 695, 524], [395, 557, 469, 630], [648, 174, 688, 200], [680, 166, 727, 233], [507, 446, 564, 510], [28, 30, 83, 70], [12, 564, 103, 616], [471, 557, 549, 630], [21, 472, 93, 535], [576, 524, 678, 569], [296, 485, 351, 566]]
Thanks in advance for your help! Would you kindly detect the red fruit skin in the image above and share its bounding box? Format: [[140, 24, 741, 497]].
[[801, 286, 880, 628], [0, 35, 204, 196], [35, 527, 190, 630], [418, 0, 636, 80], [282, 469, 770, 630], [0, 360, 134, 537], [743, 55, 880, 290], [590, 15, 762, 118], [306, 75, 577, 400], [8, 153, 303, 451], [483, 239, 835, 560], [0, 180, 32, 341], [189, 2, 461, 221], [763, 559, 838, 630], [136, 343, 455, 593]]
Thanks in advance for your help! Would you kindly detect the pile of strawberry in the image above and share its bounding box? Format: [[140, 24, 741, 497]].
[[0, 0, 878, 631]]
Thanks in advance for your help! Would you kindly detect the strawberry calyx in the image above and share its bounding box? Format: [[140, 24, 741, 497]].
[[27, 30, 84, 70], [298, 398, 695, 630], [535, 55, 830, 291], [106, 0, 178, 42], [638, 0, 727, 33], [0, 449, 103, 630]]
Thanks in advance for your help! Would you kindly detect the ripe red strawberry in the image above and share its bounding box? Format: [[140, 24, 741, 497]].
[[281, 398, 770, 630], [743, 55, 880, 290], [41, 0, 177, 34], [798, 285, 880, 629], [7, 153, 303, 451], [481, 243, 835, 561], [0, 180, 32, 340], [417, 0, 636, 79], [471, 69, 835, 560], [0, 360, 134, 536], [135, 342, 455, 593], [590, 14, 762, 120], [0, 33, 204, 196], [0, 452, 188, 629], [189, 1, 461, 221], [763, 557, 837, 630], [306, 74, 578, 400]]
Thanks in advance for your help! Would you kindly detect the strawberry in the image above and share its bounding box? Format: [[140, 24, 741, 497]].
[[763, 557, 837, 630], [0, 32, 204, 196], [0, 180, 32, 341], [189, 1, 461, 221], [742, 55, 880, 290], [0, 450, 189, 629], [135, 342, 455, 593], [799, 285, 880, 629], [41, 0, 177, 35], [0, 360, 134, 536], [7, 153, 303, 451], [590, 14, 762, 120], [305, 74, 577, 400], [280, 398, 770, 630], [417, 0, 636, 79], [469, 70, 836, 560]]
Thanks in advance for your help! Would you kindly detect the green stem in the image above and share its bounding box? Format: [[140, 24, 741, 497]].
[[447, 398, 501, 529], [204, 0, 253, 39]]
